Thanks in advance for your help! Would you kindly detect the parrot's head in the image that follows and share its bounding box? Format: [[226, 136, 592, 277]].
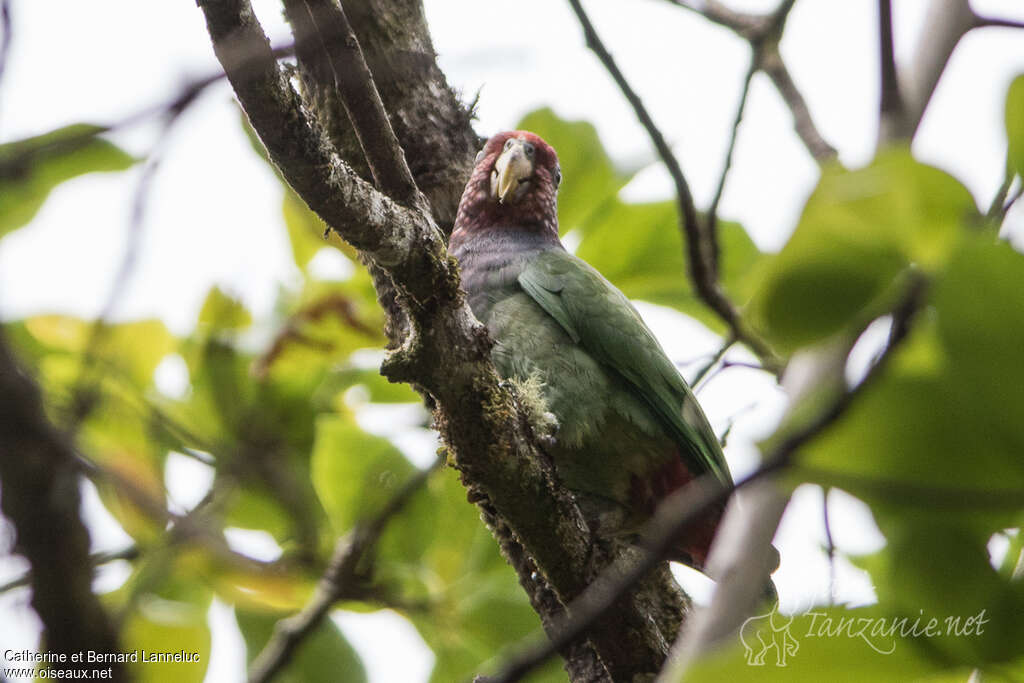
[[452, 131, 562, 243]]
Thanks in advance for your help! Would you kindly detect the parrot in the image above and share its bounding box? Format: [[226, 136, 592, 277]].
[[449, 130, 741, 575]]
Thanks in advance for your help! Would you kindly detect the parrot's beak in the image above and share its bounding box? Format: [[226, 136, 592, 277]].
[[491, 139, 534, 204]]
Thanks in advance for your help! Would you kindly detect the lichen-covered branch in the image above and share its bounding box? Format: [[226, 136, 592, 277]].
[[0, 334, 125, 680]]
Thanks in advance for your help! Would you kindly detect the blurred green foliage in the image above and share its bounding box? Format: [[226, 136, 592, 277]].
[[2, 84, 1023, 683]]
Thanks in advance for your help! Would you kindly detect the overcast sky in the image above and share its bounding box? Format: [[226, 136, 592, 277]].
[[1, 1, 1023, 681]]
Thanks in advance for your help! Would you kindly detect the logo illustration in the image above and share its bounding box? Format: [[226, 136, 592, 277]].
[[740, 604, 800, 666]]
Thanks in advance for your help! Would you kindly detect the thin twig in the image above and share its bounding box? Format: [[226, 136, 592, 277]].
[[987, 164, 1016, 224], [759, 52, 838, 163], [902, 0, 975, 137], [822, 486, 836, 604], [662, 0, 763, 36], [64, 84, 207, 430], [973, 14, 1024, 31], [707, 58, 757, 234], [690, 335, 736, 390], [247, 457, 443, 683], [0, 0, 11, 101], [567, 0, 780, 372], [0, 546, 140, 595], [486, 273, 927, 683], [877, 0, 909, 143], [1003, 184, 1024, 221], [663, 0, 838, 164]]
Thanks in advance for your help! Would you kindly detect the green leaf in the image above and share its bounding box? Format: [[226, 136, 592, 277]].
[[199, 286, 252, 331], [310, 415, 440, 574], [865, 522, 1024, 666], [310, 415, 417, 530], [237, 608, 367, 683], [121, 595, 210, 683], [0, 124, 136, 237], [934, 238, 1024, 433], [575, 199, 760, 332], [516, 108, 763, 332], [796, 239, 1024, 517], [283, 188, 330, 269], [750, 148, 974, 350], [1006, 74, 1024, 177]]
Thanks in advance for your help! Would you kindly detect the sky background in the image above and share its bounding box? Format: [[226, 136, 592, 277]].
[[1, 1, 1023, 681]]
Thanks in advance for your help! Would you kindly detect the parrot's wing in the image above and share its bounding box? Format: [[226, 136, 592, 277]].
[[519, 249, 731, 484]]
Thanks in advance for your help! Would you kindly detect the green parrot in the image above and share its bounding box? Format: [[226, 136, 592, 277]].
[[450, 131, 735, 572]]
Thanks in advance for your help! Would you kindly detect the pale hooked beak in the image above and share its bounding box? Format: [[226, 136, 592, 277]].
[[491, 138, 535, 204]]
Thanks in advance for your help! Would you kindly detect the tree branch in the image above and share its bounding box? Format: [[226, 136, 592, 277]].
[[295, 0, 420, 205], [199, 1, 686, 679], [877, 0, 909, 144], [0, 334, 125, 680], [567, 0, 781, 372], [902, 0, 975, 137], [0, 0, 10, 97], [973, 14, 1024, 30], [197, 0, 422, 267], [247, 458, 443, 683], [758, 49, 838, 163], [665, 0, 838, 165], [707, 58, 756, 234]]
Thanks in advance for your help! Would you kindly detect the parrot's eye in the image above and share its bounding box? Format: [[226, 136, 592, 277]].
[[553, 166, 562, 188], [475, 149, 485, 163], [523, 142, 535, 158], [505, 139, 514, 151]]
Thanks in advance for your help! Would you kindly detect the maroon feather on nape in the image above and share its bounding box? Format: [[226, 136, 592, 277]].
[[451, 131, 562, 248]]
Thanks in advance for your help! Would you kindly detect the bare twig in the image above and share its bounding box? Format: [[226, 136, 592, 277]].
[[972, 14, 1024, 31], [690, 335, 736, 390], [987, 164, 1017, 224], [902, 0, 975, 137], [822, 486, 836, 604], [0, 546, 139, 595], [707, 58, 757, 234], [662, 0, 763, 36], [247, 458, 443, 683], [664, 0, 838, 164], [567, 0, 780, 372], [0, 0, 11, 99], [64, 81, 209, 432], [877, 0, 909, 143], [759, 52, 838, 163]]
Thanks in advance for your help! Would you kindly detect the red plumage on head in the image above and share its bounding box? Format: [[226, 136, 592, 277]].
[[451, 131, 561, 249]]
